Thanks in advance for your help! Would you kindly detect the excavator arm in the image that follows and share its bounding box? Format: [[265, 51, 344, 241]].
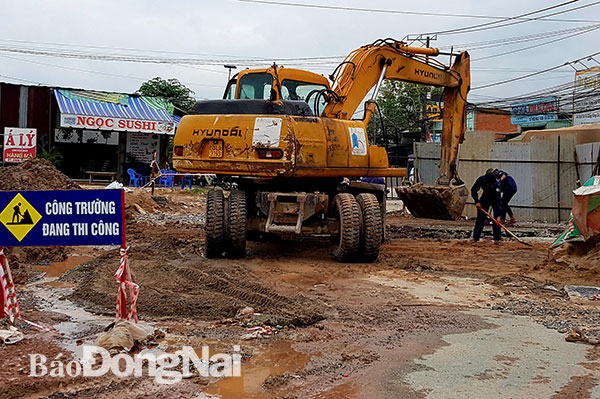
[[321, 39, 471, 220], [324, 39, 470, 185]]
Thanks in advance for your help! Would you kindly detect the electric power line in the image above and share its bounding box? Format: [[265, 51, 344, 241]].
[[237, 0, 600, 23], [425, 0, 600, 36]]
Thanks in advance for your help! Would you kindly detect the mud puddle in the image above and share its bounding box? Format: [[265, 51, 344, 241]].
[[163, 333, 312, 399], [206, 340, 310, 398], [35, 255, 93, 278]]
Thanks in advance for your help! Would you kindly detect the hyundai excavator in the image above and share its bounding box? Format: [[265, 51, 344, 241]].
[[172, 38, 470, 262]]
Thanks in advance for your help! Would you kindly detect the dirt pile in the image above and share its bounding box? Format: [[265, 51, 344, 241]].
[[124, 190, 161, 218], [0, 159, 80, 191], [60, 222, 325, 325], [544, 237, 600, 275], [0, 159, 77, 277]]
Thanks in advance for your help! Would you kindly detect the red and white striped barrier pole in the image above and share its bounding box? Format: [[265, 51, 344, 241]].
[[114, 189, 139, 322], [114, 246, 139, 322], [0, 248, 54, 331]]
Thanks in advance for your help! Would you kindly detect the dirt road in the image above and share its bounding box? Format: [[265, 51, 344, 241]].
[[2, 190, 600, 398]]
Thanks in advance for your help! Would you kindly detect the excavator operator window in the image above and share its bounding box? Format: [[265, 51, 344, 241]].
[[237, 73, 274, 100], [281, 79, 327, 114], [223, 79, 237, 99]]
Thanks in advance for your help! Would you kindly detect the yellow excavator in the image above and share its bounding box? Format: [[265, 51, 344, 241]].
[[173, 38, 470, 262]]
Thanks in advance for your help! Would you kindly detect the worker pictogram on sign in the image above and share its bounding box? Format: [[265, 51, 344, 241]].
[[0, 193, 42, 241]]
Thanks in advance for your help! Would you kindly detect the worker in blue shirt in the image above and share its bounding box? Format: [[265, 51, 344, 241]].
[[494, 169, 518, 225], [471, 170, 503, 243]]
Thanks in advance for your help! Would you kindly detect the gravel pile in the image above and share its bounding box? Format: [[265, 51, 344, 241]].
[[133, 213, 205, 225], [493, 298, 600, 336]]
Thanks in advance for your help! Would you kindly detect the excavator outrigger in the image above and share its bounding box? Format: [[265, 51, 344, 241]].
[[173, 38, 470, 262]]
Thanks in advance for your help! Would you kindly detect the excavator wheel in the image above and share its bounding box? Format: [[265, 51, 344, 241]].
[[227, 190, 247, 258], [333, 193, 361, 262], [205, 188, 225, 258], [356, 193, 383, 262]]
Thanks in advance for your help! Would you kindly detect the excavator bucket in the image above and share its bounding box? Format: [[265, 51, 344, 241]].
[[396, 183, 468, 220]]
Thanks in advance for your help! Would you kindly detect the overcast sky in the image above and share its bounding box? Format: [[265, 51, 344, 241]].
[[0, 0, 598, 104]]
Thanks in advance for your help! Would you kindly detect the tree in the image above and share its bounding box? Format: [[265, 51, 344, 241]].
[[367, 81, 442, 145], [137, 77, 195, 112]]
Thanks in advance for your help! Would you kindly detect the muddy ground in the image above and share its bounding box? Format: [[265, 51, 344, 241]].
[[3, 187, 600, 398]]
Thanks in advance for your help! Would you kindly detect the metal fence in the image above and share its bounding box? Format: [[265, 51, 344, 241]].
[[412, 131, 600, 222]]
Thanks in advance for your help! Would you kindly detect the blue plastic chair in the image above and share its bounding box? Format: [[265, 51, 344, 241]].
[[127, 169, 140, 187], [160, 170, 175, 188], [181, 175, 193, 189]]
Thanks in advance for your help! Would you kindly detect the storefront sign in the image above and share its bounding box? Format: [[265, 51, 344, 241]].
[[510, 97, 558, 125], [425, 104, 443, 122], [126, 132, 160, 163], [3, 128, 37, 164], [60, 114, 174, 134], [574, 68, 600, 126], [0, 189, 124, 247]]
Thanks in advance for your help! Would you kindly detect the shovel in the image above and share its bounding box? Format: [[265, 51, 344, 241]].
[[478, 207, 532, 247]]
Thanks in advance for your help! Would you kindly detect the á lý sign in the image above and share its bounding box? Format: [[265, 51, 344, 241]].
[[3, 128, 37, 164]]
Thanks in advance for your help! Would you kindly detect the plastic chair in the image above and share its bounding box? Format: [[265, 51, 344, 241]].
[[160, 170, 175, 188], [181, 175, 193, 189], [127, 169, 140, 187], [139, 163, 151, 184]]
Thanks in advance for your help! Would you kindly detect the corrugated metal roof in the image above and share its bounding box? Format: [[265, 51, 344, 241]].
[[54, 90, 175, 123]]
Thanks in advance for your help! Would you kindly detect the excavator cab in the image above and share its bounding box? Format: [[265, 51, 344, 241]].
[[224, 66, 330, 114]]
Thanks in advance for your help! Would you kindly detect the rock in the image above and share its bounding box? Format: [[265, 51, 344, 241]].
[[444, 286, 450, 292], [133, 203, 146, 214], [235, 307, 255, 323], [564, 285, 600, 299]]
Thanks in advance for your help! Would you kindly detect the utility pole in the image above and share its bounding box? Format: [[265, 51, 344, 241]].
[[224, 64, 237, 81]]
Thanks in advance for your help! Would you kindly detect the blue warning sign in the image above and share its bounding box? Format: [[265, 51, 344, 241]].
[[0, 189, 124, 247]]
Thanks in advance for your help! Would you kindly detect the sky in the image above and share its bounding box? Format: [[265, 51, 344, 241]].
[[0, 0, 598, 105]]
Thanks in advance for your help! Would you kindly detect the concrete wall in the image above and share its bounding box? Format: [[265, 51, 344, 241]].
[[414, 131, 598, 223]]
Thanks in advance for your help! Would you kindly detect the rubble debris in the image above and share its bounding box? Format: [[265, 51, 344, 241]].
[[564, 285, 600, 300], [0, 326, 24, 345], [235, 306, 255, 323], [96, 320, 157, 353], [241, 326, 278, 340]]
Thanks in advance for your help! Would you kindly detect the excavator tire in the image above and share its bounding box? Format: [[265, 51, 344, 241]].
[[205, 188, 225, 258], [356, 193, 383, 262], [227, 190, 247, 258], [333, 193, 361, 262]]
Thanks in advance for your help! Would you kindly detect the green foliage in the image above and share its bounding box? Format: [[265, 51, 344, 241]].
[[367, 81, 442, 145], [38, 147, 63, 168], [137, 77, 195, 112], [379, 81, 441, 130]]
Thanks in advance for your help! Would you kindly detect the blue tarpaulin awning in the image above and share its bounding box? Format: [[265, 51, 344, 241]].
[[54, 90, 179, 134]]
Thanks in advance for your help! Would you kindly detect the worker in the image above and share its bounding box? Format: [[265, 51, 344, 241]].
[[494, 169, 518, 225], [471, 171, 503, 243], [150, 150, 160, 195]]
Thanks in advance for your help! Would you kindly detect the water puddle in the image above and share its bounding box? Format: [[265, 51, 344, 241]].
[[35, 255, 92, 278], [184, 340, 312, 399]]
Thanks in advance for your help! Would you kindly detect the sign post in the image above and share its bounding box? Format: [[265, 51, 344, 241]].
[[3, 128, 37, 164]]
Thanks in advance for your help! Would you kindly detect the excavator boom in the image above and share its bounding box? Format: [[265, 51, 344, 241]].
[[323, 39, 471, 219]]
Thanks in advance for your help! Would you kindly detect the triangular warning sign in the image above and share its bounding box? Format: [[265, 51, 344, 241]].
[[0, 193, 42, 241]]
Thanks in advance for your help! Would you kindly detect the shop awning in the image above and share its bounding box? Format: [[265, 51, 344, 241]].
[[55, 89, 178, 134]]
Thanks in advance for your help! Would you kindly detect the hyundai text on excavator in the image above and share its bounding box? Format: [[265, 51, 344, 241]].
[[172, 38, 470, 262]]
